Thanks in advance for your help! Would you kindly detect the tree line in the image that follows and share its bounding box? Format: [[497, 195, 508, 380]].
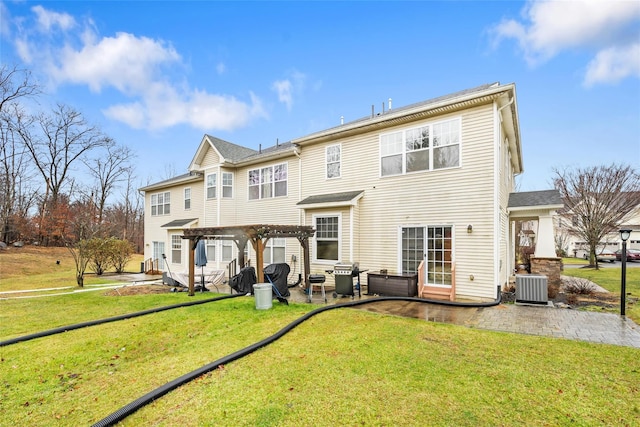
[[0, 65, 144, 251]]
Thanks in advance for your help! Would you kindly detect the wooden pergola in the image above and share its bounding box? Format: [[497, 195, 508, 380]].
[[181, 224, 316, 296]]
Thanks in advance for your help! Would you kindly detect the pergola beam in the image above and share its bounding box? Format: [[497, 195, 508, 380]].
[[182, 224, 315, 296]]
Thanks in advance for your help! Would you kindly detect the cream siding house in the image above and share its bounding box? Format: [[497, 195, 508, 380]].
[[140, 82, 560, 301]]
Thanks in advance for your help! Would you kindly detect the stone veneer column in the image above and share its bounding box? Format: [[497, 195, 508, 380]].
[[530, 257, 562, 288]]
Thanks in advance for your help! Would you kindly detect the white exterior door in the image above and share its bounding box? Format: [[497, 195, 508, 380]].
[[153, 241, 165, 270]]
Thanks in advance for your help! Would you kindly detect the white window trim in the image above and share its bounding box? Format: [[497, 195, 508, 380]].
[[248, 162, 288, 200], [396, 224, 455, 288], [222, 172, 233, 199], [313, 213, 342, 264], [171, 234, 182, 265], [325, 143, 341, 179], [207, 173, 217, 200], [379, 117, 461, 177], [184, 187, 191, 210], [150, 191, 171, 216]]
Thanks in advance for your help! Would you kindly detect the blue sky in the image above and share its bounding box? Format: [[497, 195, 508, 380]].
[[1, 0, 639, 191]]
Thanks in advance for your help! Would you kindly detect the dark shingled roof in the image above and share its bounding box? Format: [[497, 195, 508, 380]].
[[205, 135, 257, 162], [297, 190, 364, 205], [508, 190, 563, 208], [161, 218, 199, 228]]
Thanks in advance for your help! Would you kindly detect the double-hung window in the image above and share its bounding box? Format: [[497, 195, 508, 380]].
[[151, 192, 170, 216], [264, 238, 286, 264], [326, 144, 341, 179], [222, 172, 233, 198], [184, 188, 191, 210], [248, 163, 287, 200], [380, 118, 460, 176], [171, 235, 182, 264], [207, 173, 217, 199], [315, 215, 340, 262]]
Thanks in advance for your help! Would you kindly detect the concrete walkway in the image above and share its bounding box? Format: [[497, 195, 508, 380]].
[[351, 298, 640, 348]]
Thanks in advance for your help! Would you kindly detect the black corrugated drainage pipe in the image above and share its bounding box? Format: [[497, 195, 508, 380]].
[[0, 294, 244, 348], [92, 291, 501, 427]]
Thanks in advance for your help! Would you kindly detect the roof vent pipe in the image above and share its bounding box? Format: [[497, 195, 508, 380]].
[[340, 116, 344, 125], [388, 98, 392, 110], [276, 138, 279, 147], [382, 102, 385, 114], [371, 105, 375, 118], [259, 144, 262, 154]]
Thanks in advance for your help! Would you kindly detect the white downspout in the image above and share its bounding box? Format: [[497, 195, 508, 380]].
[[493, 101, 501, 299]]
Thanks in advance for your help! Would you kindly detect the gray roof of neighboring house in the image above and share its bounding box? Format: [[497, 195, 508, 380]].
[[297, 190, 365, 205], [161, 218, 199, 228], [508, 190, 563, 208]]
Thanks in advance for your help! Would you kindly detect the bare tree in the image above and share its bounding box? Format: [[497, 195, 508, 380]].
[[553, 164, 640, 268], [16, 104, 111, 244], [0, 65, 39, 112], [83, 141, 134, 225], [0, 65, 40, 243]]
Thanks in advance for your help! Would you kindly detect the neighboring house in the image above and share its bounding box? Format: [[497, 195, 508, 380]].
[[556, 201, 640, 258], [140, 82, 562, 301]]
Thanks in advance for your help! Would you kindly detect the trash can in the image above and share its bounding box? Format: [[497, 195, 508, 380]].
[[253, 283, 272, 310]]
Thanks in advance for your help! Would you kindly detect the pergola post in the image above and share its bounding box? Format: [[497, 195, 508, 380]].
[[299, 236, 311, 292], [188, 237, 196, 296], [254, 238, 264, 283]]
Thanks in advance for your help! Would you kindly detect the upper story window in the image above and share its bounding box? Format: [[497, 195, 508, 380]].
[[248, 163, 287, 200], [184, 187, 191, 210], [151, 191, 170, 216], [326, 144, 341, 179], [380, 118, 460, 176], [222, 172, 233, 198], [207, 173, 217, 199]]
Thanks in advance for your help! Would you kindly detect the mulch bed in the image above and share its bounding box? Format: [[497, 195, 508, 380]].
[[104, 285, 174, 296]]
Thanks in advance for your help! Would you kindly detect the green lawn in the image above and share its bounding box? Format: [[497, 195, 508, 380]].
[[2, 296, 639, 426], [562, 261, 640, 320], [1, 248, 639, 426]]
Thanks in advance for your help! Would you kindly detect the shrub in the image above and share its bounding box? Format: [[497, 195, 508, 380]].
[[564, 276, 596, 295], [109, 239, 134, 273]]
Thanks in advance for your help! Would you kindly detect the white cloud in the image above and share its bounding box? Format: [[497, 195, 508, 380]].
[[7, 5, 266, 132], [104, 86, 266, 131], [584, 43, 640, 87], [272, 79, 293, 110], [51, 32, 182, 94], [491, 0, 640, 85], [272, 70, 307, 111], [31, 5, 76, 32]]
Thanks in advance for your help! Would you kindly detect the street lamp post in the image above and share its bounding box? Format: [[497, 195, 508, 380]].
[[619, 229, 632, 317]]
